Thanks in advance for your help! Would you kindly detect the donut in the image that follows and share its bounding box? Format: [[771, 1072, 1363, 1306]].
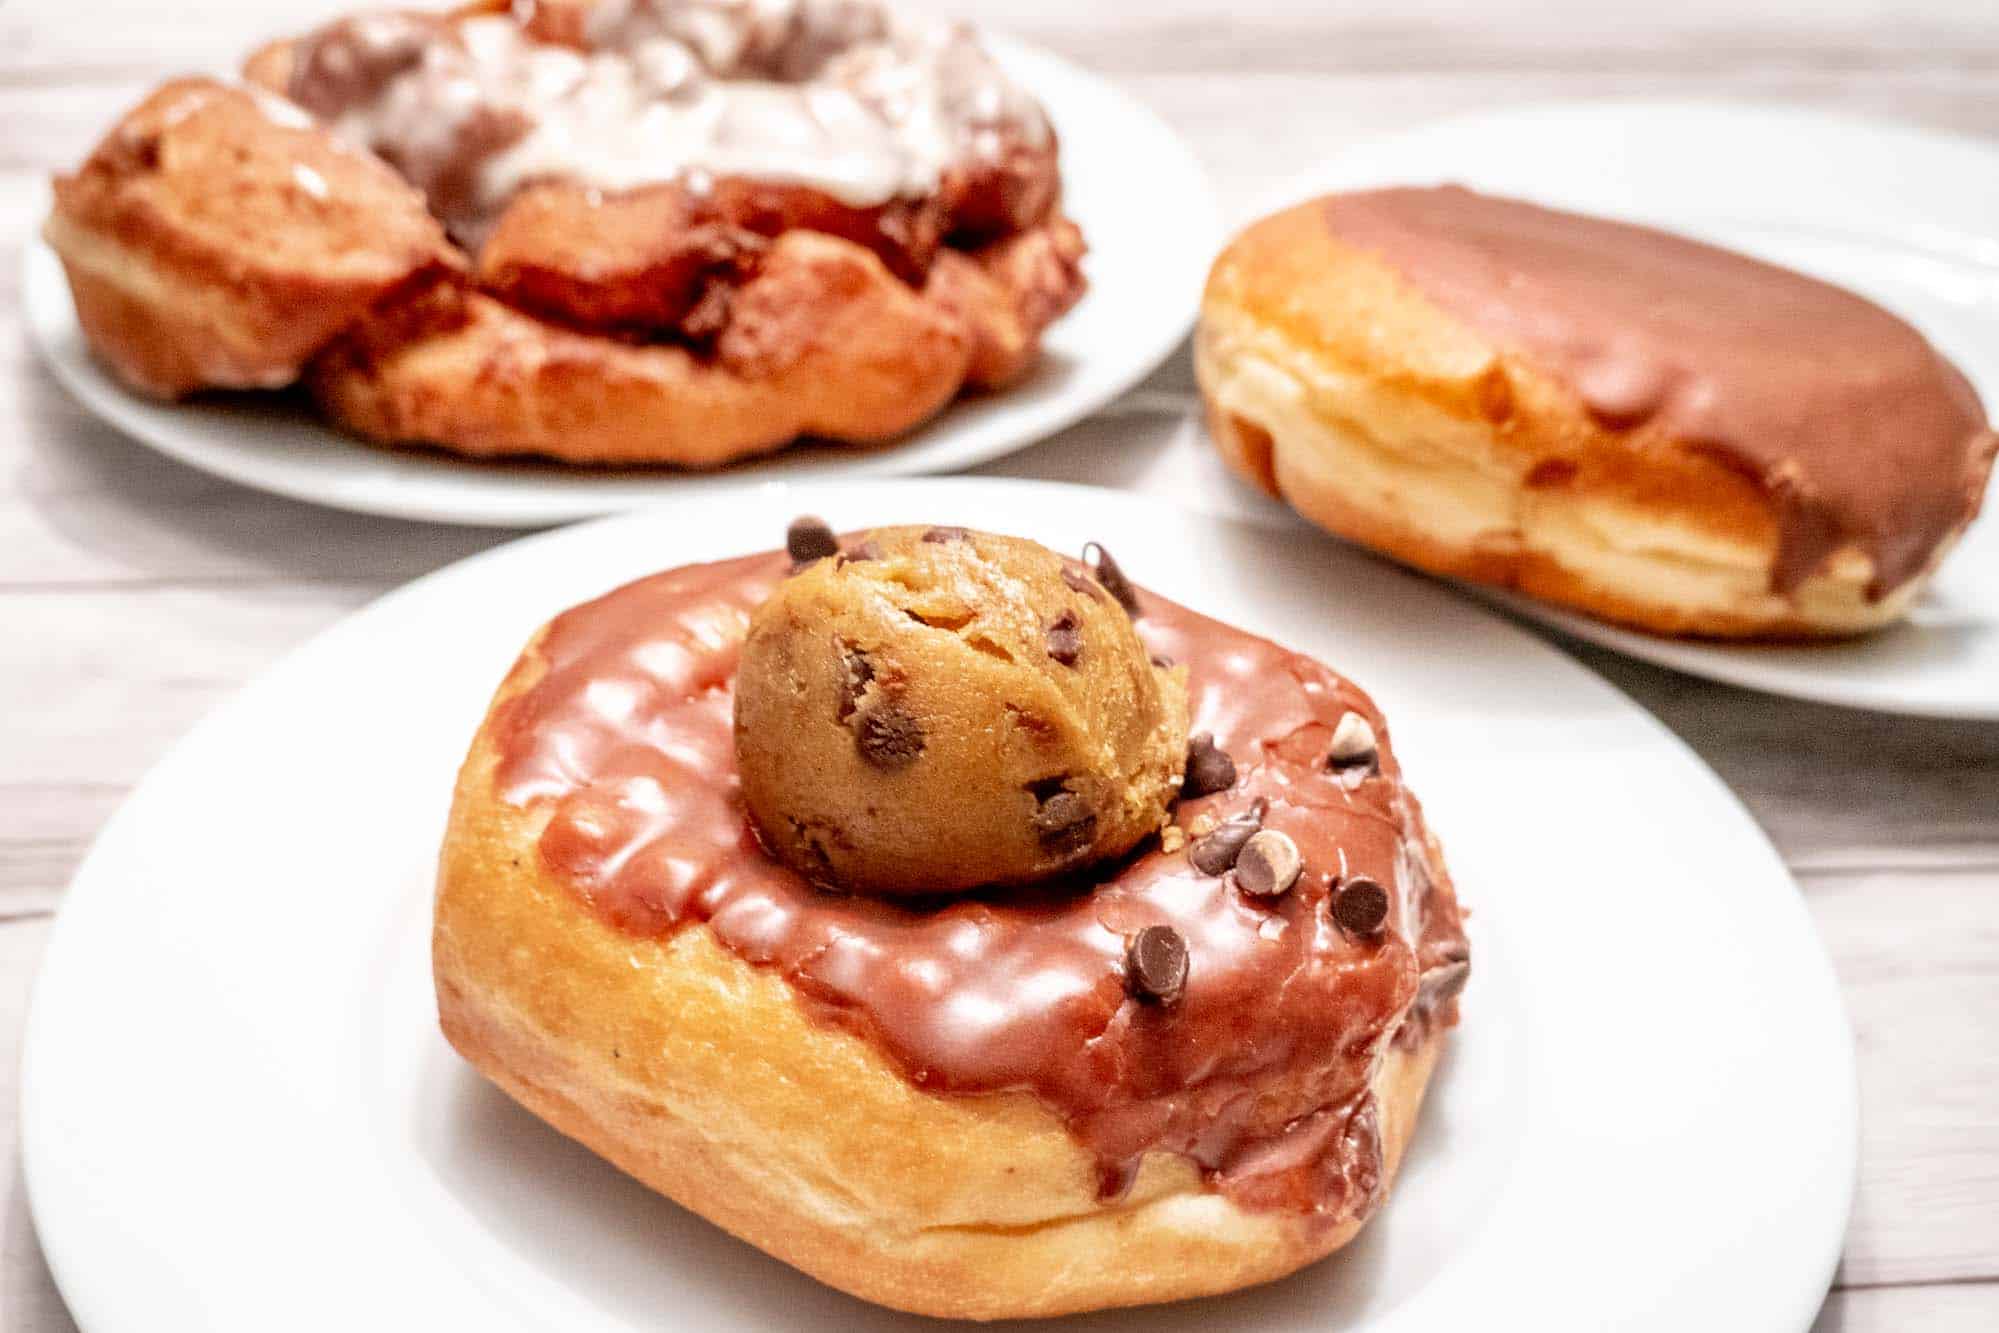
[[1197, 186, 1999, 638], [435, 524, 1468, 1318], [42, 78, 457, 398], [45, 0, 1086, 466]]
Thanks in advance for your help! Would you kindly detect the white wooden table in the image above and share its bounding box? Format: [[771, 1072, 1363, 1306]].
[[5, 1, 1999, 1327]]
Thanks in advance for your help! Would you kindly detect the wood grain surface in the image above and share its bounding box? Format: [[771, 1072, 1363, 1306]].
[[4, 1, 1998, 1328]]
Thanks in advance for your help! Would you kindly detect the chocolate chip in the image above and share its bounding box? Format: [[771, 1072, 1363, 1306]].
[[1328, 712, 1378, 775], [1061, 566, 1103, 601], [1032, 788, 1096, 852], [1125, 925, 1188, 1004], [1188, 799, 1266, 875], [837, 539, 881, 567], [1046, 609, 1084, 666], [1190, 824, 1254, 875], [856, 704, 924, 769], [1181, 732, 1236, 798], [1332, 876, 1390, 936], [1234, 829, 1302, 898], [1083, 542, 1140, 618], [787, 515, 839, 566], [921, 526, 968, 543]]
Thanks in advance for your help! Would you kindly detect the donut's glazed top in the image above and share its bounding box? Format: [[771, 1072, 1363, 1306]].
[[285, 0, 1049, 240], [1320, 186, 1996, 596], [488, 548, 1468, 1221]]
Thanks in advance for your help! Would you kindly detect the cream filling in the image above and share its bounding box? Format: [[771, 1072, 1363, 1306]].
[[1202, 321, 1921, 634]]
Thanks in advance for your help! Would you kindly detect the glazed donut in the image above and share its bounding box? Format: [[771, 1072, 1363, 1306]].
[[1197, 186, 1998, 638], [435, 525, 1468, 1318], [46, 0, 1086, 467]]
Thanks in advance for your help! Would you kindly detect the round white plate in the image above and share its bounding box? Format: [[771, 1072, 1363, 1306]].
[[1244, 100, 1999, 719], [22, 479, 1853, 1331], [22, 37, 1217, 527]]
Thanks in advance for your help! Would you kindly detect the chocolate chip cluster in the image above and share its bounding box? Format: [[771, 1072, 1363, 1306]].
[[1124, 708, 1394, 1004]]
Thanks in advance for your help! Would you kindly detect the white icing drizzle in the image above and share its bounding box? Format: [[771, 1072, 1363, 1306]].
[[290, 0, 1048, 240], [245, 83, 319, 131]]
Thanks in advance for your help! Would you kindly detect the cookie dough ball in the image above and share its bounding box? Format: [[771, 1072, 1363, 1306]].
[[735, 524, 1190, 896]]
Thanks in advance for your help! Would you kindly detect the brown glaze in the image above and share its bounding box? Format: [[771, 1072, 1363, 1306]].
[[1321, 186, 1996, 595], [490, 549, 1467, 1223]]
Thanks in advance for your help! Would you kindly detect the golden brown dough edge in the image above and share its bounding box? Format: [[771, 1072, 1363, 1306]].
[[1195, 200, 1992, 639], [311, 218, 1086, 469], [432, 645, 1445, 1320]]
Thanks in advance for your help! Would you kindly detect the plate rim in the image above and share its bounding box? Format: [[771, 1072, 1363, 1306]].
[[22, 32, 1220, 528], [19, 476, 1856, 1332], [1244, 93, 1999, 223], [1482, 588, 1999, 721]]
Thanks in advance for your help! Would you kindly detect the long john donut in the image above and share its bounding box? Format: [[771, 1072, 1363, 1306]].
[[1197, 186, 1998, 637]]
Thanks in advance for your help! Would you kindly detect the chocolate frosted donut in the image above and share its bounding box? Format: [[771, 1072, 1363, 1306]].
[[435, 531, 1468, 1318], [1197, 185, 1998, 638]]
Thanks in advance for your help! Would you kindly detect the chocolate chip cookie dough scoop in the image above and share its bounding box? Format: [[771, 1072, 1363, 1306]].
[[1197, 185, 1998, 637], [737, 523, 1189, 895], [434, 519, 1469, 1317]]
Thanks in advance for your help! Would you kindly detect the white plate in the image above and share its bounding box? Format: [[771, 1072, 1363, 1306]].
[[22, 36, 1217, 526], [1246, 100, 1999, 719], [21, 479, 1854, 1331]]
